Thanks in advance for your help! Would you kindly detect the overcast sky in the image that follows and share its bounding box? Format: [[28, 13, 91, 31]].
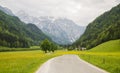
[[0, 0, 120, 26]]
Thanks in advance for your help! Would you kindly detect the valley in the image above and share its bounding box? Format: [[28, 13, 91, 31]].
[[0, 46, 120, 73], [16, 12, 85, 45], [0, 1, 120, 73]]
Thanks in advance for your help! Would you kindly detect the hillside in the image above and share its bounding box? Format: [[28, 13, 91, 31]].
[[25, 23, 51, 45], [89, 39, 120, 52], [74, 4, 120, 49], [0, 9, 50, 48]]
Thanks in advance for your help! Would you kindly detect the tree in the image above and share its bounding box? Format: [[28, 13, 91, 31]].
[[40, 39, 58, 53], [2, 40, 7, 47], [40, 39, 51, 53], [50, 42, 57, 52]]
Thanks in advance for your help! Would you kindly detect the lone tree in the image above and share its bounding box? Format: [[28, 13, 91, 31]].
[[40, 39, 57, 53], [40, 39, 51, 53]]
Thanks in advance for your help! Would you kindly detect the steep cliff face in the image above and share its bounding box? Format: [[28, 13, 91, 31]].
[[16, 11, 85, 45]]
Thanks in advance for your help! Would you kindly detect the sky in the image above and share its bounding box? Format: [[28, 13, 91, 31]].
[[0, 0, 120, 26]]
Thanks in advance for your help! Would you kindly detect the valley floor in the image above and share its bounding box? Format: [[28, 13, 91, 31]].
[[0, 50, 120, 73]]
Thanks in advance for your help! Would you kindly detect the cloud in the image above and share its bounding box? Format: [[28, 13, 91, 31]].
[[116, 0, 120, 2], [0, 0, 119, 26]]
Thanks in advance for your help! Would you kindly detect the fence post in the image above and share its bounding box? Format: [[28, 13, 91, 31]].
[[102, 58, 105, 64]]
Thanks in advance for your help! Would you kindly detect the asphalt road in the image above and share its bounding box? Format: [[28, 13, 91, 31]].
[[36, 55, 108, 73]]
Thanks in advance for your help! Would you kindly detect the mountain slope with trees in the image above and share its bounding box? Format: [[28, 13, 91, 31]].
[[0, 5, 14, 16], [74, 4, 120, 49], [0, 10, 50, 48], [25, 23, 51, 45]]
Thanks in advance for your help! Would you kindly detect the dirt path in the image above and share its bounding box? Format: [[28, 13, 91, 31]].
[[36, 55, 108, 73]]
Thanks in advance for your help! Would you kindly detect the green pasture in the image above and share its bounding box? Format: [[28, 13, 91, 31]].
[[0, 40, 119, 73]]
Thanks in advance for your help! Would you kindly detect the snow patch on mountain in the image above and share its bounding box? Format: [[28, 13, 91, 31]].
[[16, 11, 86, 45]]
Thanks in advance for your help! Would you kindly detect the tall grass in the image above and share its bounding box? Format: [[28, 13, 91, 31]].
[[0, 50, 56, 73], [0, 50, 80, 73], [79, 52, 120, 73], [82, 40, 120, 73]]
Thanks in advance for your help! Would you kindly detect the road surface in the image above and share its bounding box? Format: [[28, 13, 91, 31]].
[[36, 55, 108, 73]]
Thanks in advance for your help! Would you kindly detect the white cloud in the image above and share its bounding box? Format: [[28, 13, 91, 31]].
[[0, 0, 120, 26]]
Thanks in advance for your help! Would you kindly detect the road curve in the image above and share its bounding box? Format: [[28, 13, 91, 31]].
[[36, 55, 108, 73]]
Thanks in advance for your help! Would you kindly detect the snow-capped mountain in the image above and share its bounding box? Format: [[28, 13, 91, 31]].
[[0, 5, 14, 16], [16, 11, 85, 45]]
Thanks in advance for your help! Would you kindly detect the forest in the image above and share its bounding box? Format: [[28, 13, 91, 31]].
[[0, 10, 50, 48], [74, 4, 120, 49]]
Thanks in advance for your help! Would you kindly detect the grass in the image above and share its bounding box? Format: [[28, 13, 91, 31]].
[[0, 39, 120, 73], [79, 52, 120, 73], [0, 46, 40, 52], [0, 50, 58, 73], [78, 39, 120, 73], [0, 50, 82, 73], [0, 50, 120, 73], [89, 39, 120, 52]]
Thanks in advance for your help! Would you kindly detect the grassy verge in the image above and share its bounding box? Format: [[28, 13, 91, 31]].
[[78, 52, 120, 73], [0, 50, 56, 73]]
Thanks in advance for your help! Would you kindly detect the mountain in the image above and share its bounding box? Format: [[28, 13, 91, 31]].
[[16, 10, 39, 24], [0, 5, 14, 16], [0, 9, 50, 48], [37, 17, 85, 45], [16, 11, 85, 45], [74, 4, 120, 49]]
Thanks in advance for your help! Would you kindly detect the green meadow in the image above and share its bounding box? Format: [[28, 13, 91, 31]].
[[0, 50, 81, 73], [79, 39, 120, 73], [79, 52, 120, 73], [89, 40, 120, 52], [0, 50, 57, 73], [0, 40, 120, 73]]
